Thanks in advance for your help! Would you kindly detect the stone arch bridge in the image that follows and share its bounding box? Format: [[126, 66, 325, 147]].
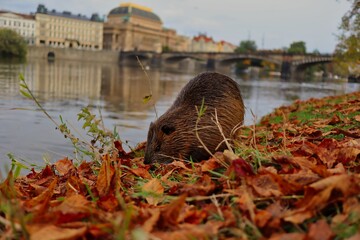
[[120, 51, 334, 79], [28, 47, 333, 80]]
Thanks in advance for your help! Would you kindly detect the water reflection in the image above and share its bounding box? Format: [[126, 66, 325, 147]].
[[0, 58, 359, 173]]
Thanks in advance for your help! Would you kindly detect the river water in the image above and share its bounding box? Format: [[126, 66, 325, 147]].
[[0, 58, 359, 174]]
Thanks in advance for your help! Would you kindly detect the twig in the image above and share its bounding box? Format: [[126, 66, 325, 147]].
[[136, 56, 158, 118], [194, 106, 216, 160], [250, 109, 258, 149], [184, 193, 233, 202], [211, 194, 224, 220], [212, 108, 233, 153]]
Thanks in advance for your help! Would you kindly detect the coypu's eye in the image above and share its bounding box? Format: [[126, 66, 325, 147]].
[[161, 124, 175, 135], [155, 145, 161, 152]]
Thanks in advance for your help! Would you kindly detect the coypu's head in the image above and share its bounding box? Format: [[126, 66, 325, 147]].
[[144, 119, 177, 164], [143, 108, 197, 164]]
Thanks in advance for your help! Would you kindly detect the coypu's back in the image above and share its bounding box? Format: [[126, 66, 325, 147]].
[[172, 72, 243, 108], [144, 72, 244, 164]]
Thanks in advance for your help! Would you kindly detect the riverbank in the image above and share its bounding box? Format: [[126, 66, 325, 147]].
[[1, 91, 360, 239], [27, 45, 119, 63]]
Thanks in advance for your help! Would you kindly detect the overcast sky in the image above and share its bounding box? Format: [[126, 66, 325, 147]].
[[1, 0, 352, 53]]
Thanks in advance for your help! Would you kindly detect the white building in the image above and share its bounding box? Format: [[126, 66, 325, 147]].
[[0, 10, 36, 45]]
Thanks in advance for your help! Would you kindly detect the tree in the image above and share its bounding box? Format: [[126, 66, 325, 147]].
[[287, 41, 306, 54], [335, 0, 360, 77], [0, 29, 27, 59], [235, 40, 257, 53]]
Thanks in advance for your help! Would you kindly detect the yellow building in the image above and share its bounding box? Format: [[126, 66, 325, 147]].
[[103, 3, 189, 52], [35, 4, 103, 50]]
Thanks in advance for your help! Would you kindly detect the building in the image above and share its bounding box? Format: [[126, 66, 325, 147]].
[[191, 34, 218, 52], [35, 4, 103, 50], [218, 40, 237, 53], [103, 3, 189, 52], [0, 10, 36, 45], [191, 34, 236, 53]]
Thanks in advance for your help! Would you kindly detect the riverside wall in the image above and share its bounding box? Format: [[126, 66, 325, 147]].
[[27, 46, 119, 63]]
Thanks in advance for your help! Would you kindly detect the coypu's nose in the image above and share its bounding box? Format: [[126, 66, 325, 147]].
[[143, 155, 152, 165], [143, 158, 151, 164]]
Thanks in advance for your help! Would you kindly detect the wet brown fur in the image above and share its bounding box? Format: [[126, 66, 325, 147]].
[[144, 72, 245, 164]]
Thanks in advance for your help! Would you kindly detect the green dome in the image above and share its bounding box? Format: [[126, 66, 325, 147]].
[[109, 5, 161, 22]]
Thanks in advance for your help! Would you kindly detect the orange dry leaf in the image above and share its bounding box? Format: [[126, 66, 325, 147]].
[[130, 167, 152, 179], [142, 178, 164, 205], [153, 221, 223, 240], [158, 194, 187, 229], [306, 219, 334, 240], [54, 158, 76, 176], [23, 177, 58, 212], [142, 208, 161, 233], [97, 193, 119, 212], [27, 224, 87, 240], [96, 154, 115, 197], [285, 174, 360, 223]]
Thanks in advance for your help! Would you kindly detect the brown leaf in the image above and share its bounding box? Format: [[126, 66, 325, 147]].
[[142, 178, 164, 205], [247, 174, 282, 197], [176, 175, 216, 197], [23, 177, 58, 212], [281, 170, 321, 186], [255, 202, 284, 228], [201, 157, 221, 172], [153, 221, 223, 240], [142, 208, 161, 233], [347, 233, 360, 240], [158, 194, 187, 229], [130, 167, 152, 179], [269, 232, 305, 240], [97, 193, 119, 212], [247, 171, 301, 197], [285, 174, 360, 223], [229, 186, 256, 222], [54, 158, 75, 176], [96, 154, 115, 197], [306, 219, 333, 240], [227, 158, 255, 179], [0, 171, 17, 198], [54, 194, 90, 214], [27, 224, 86, 240]]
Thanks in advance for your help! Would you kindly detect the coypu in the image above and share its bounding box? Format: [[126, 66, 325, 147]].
[[144, 72, 244, 164]]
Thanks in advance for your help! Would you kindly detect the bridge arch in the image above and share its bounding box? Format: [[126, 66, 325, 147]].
[[164, 56, 205, 63], [122, 52, 152, 61], [293, 57, 333, 72], [218, 55, 282, 68]]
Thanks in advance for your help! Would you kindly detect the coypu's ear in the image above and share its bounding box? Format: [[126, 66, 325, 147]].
[[161, 124, 175, 135]]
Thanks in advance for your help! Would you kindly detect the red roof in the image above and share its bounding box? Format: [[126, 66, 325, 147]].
[[193, 34, 214, 43]]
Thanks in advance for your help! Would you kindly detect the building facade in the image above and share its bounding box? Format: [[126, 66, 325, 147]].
[[35, 4, 103, 50], [0, 11, 36, 45], [191, 34, 218, 52], [103, 3, 190, 52], [218, 40, 237, 53], [191, 34, 236, 53]]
